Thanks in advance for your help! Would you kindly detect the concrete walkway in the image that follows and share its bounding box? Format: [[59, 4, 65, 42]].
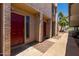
[[43, 33, 68, 56], [16, 32, 79, 56]]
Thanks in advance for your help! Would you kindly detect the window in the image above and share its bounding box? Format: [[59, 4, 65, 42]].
[[26, 16, 30, 38]]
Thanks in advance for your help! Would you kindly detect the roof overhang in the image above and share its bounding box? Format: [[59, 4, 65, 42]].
[[11, 3, 39, 15]]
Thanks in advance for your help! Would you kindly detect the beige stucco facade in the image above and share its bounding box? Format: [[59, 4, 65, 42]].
[[27, 3, 52, 18], [69, 3, 79, 27], [0, 3, 57, 56]]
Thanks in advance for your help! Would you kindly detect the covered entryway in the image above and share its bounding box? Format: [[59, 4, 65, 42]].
[[0, 4, 3, 56], [11, 4, 39, 46], [11, 4, 40, 55], [11, 13, 24, 47], [43, 16, 50, 40]]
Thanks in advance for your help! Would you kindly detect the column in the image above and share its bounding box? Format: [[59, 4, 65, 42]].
[[2, 3, 11, 56], [49, 19, 53, 38], [55, 8, 58, 36], [39, 13, 43, 42]]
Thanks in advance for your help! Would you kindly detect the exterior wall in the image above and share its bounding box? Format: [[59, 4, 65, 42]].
[[27, 3, 52, 18], [1, 3, 57, 56], [26, 3, 58, 38], [69, 3, 79, 27], [55, 8, 58, 36], [2, 3, 11, 56], [34, 15, 40, 41], [52, 4, 58, 36], [11, 3, 56, 42], [39, 13, 43, 42]]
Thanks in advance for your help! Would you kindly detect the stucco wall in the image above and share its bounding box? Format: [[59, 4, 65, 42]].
[[34, 15, 40, 41], [3, 3, 11, 56], [69, 4, 79, 26], [27, 3, 52, 18]]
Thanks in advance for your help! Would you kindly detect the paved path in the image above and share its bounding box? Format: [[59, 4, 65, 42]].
[[43, 33, 68, 56], [16, 32, 79, 56]]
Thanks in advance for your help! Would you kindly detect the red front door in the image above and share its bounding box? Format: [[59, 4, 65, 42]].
[[43, 22, 46, 37], [0, 4, 2, 55], [11, 13, 24, 47]]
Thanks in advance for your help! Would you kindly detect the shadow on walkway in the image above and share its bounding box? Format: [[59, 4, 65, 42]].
[[11, 39, 55, 56], [65, 31, 79, 56], [33, 41, 54, 53], [11, 41, 38, 56]]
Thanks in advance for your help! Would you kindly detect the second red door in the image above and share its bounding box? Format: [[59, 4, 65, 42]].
[[43, 22, 46, 37]]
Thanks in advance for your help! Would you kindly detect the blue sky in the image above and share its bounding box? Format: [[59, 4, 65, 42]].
[[57, 3, 68, 16]]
